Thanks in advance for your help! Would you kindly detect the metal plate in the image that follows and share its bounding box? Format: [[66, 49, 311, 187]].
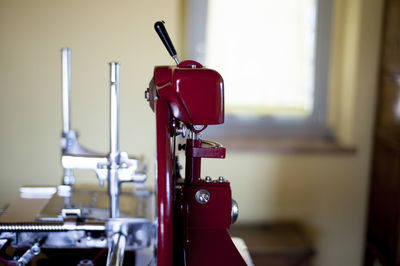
[[37, 185, 155, 222]]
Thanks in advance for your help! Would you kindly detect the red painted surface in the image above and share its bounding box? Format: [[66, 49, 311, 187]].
[[155, 99, 174, 266], [178, 182, 232, 228], [177, 60, 203, 68], [185, 139, 202, 183], [154, 60, 224, 127], [185, 228, 247, 266], [190, 143, 226, 159], [174, 182, 247, 265], [152, 60, 246, 266]]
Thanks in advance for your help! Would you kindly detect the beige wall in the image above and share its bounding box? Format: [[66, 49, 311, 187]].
[[0, 0, 383, 266], [0, 0, 183, 193]]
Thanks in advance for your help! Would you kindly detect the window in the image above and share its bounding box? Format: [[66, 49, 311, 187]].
[[185, 0, 334, 141]]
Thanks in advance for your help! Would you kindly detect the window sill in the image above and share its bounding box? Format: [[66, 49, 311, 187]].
[[218, 137, 356, 154]]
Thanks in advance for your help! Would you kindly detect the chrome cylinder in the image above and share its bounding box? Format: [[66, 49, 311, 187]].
[[110, 62, 120, 161], [61, 48, 71, 135], [106, 232, 127, 266], [109, 164, 120, 218], [109, 62, 120, 218], [231, 199, 239, 224]]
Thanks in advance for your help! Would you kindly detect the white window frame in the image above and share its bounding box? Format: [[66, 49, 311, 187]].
[[184, 0, 335, 140]]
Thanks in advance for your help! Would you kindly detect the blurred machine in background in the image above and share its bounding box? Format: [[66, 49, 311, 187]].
[[0, 47, 155, 266]]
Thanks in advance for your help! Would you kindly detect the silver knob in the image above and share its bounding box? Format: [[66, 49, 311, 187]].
[[231, 199, 239, 224]]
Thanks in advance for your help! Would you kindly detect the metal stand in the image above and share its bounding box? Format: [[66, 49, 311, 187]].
[[60, 48, 146, 219]]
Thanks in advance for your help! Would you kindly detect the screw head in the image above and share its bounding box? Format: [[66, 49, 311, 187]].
[[31, 245, 41, 255], [195, 189, 210, 204], [218, 176, 225, 182], [205, 176, 212, 182]]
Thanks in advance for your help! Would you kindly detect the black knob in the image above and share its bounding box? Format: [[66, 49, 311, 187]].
[[178, 144, 186, 151], [154, 21, 179, 61]]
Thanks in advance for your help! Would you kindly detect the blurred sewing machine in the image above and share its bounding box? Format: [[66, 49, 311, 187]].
[[0, 22, 252, 266]]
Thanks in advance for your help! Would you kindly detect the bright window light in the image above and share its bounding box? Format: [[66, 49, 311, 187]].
[[205, 0, 317, 117]]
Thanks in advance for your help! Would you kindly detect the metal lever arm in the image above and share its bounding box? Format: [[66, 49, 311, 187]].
[[154, 21, 180, 64]]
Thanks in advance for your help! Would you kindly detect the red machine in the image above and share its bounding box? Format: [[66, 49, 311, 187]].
[[146, 21, 247, 266]]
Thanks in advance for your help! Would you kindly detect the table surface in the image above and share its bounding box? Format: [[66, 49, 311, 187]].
[[229, 223, 315, 266]]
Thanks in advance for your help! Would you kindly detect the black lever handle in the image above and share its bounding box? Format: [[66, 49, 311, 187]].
[[154, 21, 180, 64]]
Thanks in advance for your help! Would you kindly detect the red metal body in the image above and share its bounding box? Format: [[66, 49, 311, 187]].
[[154, 61, 224, 126], [175, 182, 246, 265], [155, 98, 174, 266], [150, 60, 246, 266]]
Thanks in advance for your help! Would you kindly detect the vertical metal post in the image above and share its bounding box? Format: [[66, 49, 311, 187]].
[[61, 48, 71, 135], [110, 62, 120, 161], [109, 62, 120, 218], [61, 48, 75, 185]]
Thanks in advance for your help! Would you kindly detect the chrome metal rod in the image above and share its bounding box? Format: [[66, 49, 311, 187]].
[[109, 62, 120, 218], [106, 233, 126, 266], [61, 48, 71, 135], [109, 166, 120, 218], [172, 55, 180, 65], [17, 242, 41, 266], [110, 62, 120, 161]]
